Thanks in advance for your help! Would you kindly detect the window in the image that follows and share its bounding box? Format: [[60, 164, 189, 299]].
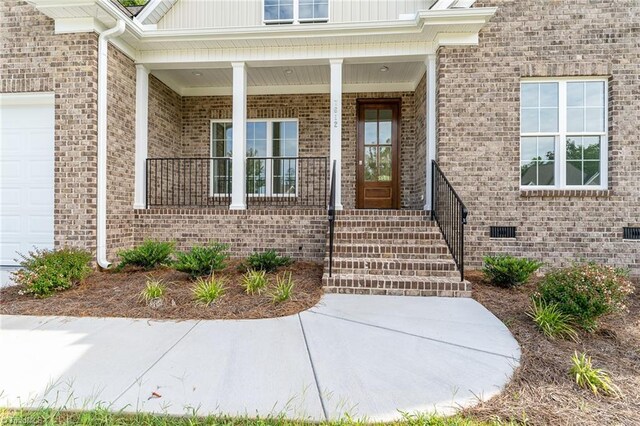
[[210, 119, 299, 196], [264, 0, 328, 24], [520, 79, 607, 189]]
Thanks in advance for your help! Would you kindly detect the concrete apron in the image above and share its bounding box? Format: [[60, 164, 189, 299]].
[[0, 294, 520, 422]]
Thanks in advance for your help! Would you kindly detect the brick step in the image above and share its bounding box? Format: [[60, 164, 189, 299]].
[[328, 251, 453, 262], [333, 231, 443, 243], [330, 243, 450, 256], [332, 224, 438, 232], [322, 273, 471, 297], [325, 267, 460, 278], [324, 257, 457, 272], [334, 215, 430, 222]]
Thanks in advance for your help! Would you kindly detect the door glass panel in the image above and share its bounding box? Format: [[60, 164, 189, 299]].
[[379, 121, 392, 145], [364, 146, 378, 181], [378, 146, 391, 181]]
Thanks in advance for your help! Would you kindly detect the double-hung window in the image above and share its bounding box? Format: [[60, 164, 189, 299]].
[[264, 0, 328, 24], [520, 78, 607, 189], [210, 119, 299, 196]]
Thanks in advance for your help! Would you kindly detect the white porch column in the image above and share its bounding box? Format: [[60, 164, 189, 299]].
[[230, 62, 247, 210], [424, 54, 437, 211], [134, 64, 150, 209], [329, 59, 343, 210]]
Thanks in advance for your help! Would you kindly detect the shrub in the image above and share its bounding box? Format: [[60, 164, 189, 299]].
[[192, 275, 226, 306], [570, 351, 621, 397], [271, 272, 294, 303], [482, 255, 542, 288], [116, 240, 174, 270], [535, 263, 633, 331], [140, 278, 166, 305], [241, 270, 268, 295], [244, 250, 292, 273], [12, 248, 92, 297], [175, 243, 230, 277], [527, 299, 578, 341]]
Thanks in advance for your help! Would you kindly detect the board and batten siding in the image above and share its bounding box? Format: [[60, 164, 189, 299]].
[[157, 0, 433, 30]]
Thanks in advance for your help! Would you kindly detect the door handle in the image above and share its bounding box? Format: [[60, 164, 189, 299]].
[[358, 160, 363, 166]]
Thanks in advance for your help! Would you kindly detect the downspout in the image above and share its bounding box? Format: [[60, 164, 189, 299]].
[[97, 20, 126, 269]]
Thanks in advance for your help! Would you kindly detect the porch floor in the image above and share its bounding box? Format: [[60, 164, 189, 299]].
[[0, 294, 519, 421]]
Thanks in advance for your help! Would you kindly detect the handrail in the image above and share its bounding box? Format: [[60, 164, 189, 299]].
[[327, 160, 337, 277], [431, 160, 468, 281]]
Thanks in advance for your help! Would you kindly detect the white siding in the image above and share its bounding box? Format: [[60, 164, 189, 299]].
[[158, 0, 435, 30]]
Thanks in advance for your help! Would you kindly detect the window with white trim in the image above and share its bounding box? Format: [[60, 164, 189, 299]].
[[520, 79, 607, 189], [263, 0, 328, 24], [210, 119, 299, 196]]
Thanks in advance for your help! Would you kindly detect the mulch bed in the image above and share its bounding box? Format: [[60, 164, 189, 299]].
[[463, 270, 640, 426], [0, 260, 323, 320]]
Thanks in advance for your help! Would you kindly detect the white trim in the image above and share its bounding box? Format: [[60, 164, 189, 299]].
[[330, 58, 343, 210], [424, 54, 437, 210], [134, 0, 162, 24], [0, 92, 55, 106], [520, 78, 609, 191], [230, 62, 248, 210], [54, 17, 96, 33], [431, 0, 457, 10], [134, 64, 150, 209]]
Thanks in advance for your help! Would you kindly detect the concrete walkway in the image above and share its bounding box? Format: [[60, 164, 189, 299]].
[[0, 295, 520, 422]]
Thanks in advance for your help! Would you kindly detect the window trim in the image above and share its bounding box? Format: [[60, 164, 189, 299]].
[[209, 118, 300, 197], [520, 77, 608, 191], [262, 0, 330, 25]]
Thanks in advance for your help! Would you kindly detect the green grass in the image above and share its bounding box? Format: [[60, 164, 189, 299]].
[[241, 270, 269, 295], [527, 299, 578, 341], [0, 408, 518, 426], [192, 275, 226, 306], [271, 272, 294, 303], [570, 351, 621, 397]]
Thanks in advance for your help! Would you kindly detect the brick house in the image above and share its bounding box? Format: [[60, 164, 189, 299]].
[[1, 0, 638, 296]]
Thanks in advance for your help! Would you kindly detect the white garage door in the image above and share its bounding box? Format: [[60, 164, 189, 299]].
[[1, 93, 55, 266]]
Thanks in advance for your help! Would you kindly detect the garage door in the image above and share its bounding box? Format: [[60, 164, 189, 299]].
[[1, 93, 55, 266]]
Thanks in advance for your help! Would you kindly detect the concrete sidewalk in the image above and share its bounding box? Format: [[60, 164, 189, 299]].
[[0, 294, 520, 422]]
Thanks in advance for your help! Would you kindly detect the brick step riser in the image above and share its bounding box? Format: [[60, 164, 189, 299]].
[[324, 259, 457, 271], [324, 269, 460, 278], [327, 254, 453, 262], [329, 245, 450, 255], [322, 278, 470, 297], [333, 221, 436, 227], [333, 233, 443, 241]]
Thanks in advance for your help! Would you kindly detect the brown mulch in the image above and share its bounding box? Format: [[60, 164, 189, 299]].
[[0, 260, 323, 320], [462, 270, 640, 426]]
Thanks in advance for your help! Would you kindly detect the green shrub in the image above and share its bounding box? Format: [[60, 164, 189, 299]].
[[482, 255, 542, 288], [116, 240, 174, 270], [175, 243, 230, 277], [192, 275, 226, 306], [570, 351, 621, 397], [527, 299, 578, 341], [535, 263, 634, 331], [12, 248, 92, 297], [140, 278, 166, 304], [271, 272, 294, 303], [241, 270, 268, 295], [244, 250, 292, 273]]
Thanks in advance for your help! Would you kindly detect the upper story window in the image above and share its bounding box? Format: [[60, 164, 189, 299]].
[[264, 0, 329, 24], [520, 78, 608, 189]]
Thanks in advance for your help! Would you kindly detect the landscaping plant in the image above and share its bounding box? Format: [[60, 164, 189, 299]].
[[175, 242, 230, 277], [271, 272, 294, 303], [482, 255, 542, 288], [527, 299, 578, 341], [241, 270, 268, 295], [535, 263, 633, 331], [140, 278, 166, 307], [570, 351, 621, 397], [116, 240, 174, 270], [12, 248, 92, 297], [244, 250, 292, 273], [192, 275, 226, 306]]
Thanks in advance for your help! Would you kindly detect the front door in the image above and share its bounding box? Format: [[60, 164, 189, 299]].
[[356, 99, 400, 209]]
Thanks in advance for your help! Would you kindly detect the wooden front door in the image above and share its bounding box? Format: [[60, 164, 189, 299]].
[[356, 99, 400, 209]]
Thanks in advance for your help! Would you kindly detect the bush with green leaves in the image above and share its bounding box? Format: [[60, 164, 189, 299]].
[[482, 255, 542, 288], [535, 263, 633, 331], [527, 299, 578, 341], [244, 250, 292, 273], [570, 351, 621, 397], [12, 248, 92, 297], [241, 270, 268, 295], [271, 272, 294, 303], [116, 240, 174, 271], [192, 275, 226, 306], [175, 242, 230, 277]]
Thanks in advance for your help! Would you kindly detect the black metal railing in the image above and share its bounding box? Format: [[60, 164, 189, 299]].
[[327, 160, 337, 277], [146, 157, 231, 208], [431, 160, 468, 281], [245, 156, 328, 208]]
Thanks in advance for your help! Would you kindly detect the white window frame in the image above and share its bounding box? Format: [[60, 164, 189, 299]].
[[262, 0, 329, 25], [209, 118, 299, 197], [520, 77, 608, 191]]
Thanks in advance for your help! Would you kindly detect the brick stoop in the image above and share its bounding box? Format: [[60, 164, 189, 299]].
[[322, 210, 471, 297]]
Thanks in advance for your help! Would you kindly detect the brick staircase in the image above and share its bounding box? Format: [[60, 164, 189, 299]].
[[322, 210, 471, 297]]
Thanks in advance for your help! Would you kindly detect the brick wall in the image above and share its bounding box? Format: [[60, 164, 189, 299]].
[[1, 0, 99, 254], [148, 75, 182, 158], [413, 74, 427, 209], [437, 0, 640, 273]]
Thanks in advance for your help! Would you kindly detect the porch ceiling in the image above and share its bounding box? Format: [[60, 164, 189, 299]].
[[152, 61, 426, 96]]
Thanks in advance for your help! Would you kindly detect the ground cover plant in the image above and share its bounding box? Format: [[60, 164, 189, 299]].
[[12, 248, 92, 297], [527, 299, 578, 341], [140, 278, 166, 307], [192, 275, 227, 306], [482, 255, 542, 288], [271, 272, 294, 303], [243, 250, 292, 273], [175, 242, 230, 277], [570, 351, 621, 397], [241, 270, 268, 295], [116, 240, 174, 270]]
